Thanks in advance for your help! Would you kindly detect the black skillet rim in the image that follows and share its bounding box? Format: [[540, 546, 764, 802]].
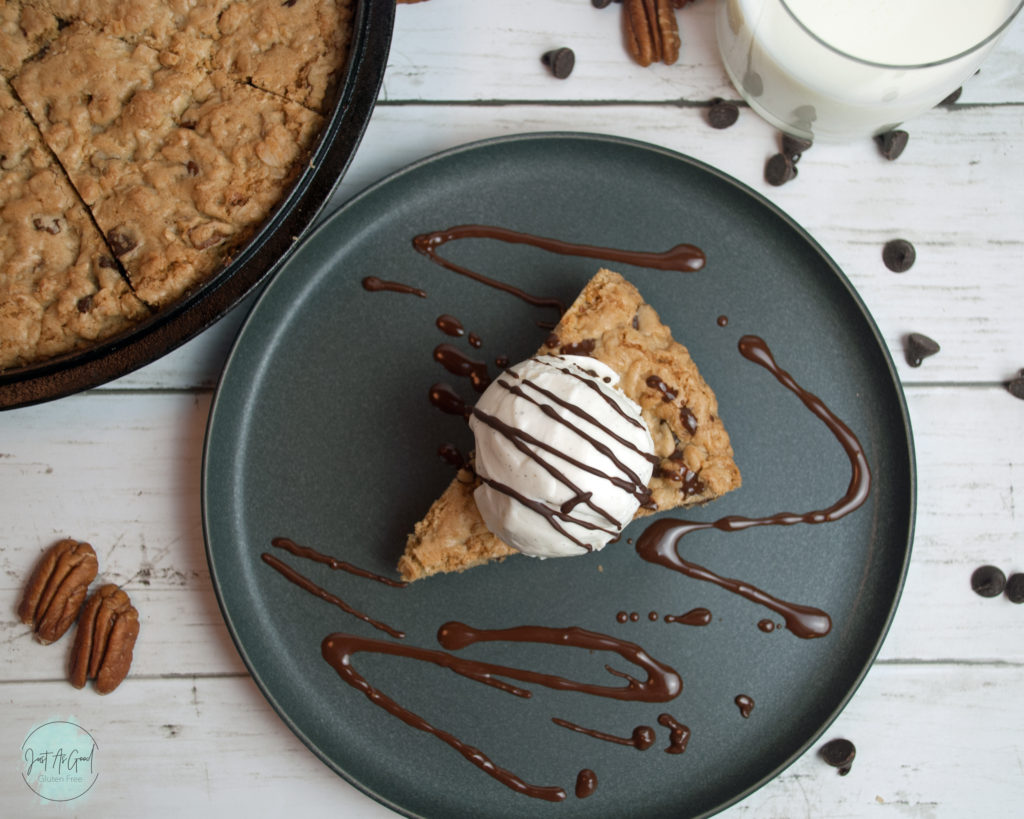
[[0, 0, 394, 410]]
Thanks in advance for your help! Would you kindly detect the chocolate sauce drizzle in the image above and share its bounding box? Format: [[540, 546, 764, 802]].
[[434, 343, 491, 392], [413, 224, 706, 314], [657, 713, 691, 754], [320, 623, 682, 801], [552, 717, 656, 751], [270, 537, 407, 588], [636, 335, 872, 639], [261, 553, 405, 639], [429, 382, 469, 418], [664, 607, 712, 627], [361, 275, 427, 298]]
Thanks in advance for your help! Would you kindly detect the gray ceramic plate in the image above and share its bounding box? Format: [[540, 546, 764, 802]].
[[202, 133, 915, 818]]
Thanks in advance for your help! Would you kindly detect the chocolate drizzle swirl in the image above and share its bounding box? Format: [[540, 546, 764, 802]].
[[361, 275, 426, 298], [320, 622, 682, 801], [636, 335, 872, 639], [413, 224, 706, 314]]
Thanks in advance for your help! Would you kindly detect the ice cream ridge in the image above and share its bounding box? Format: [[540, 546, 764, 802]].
[[470, 355, 656, 558], [399, 268, 742, 581]]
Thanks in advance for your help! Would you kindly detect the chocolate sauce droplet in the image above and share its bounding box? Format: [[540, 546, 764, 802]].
[[429, 382, 469, 418], [657, 713, 691, 754], [717, 314, 729, 327], [436, 314, 465, 336], [735, 694, 754, 718], [362, 275, 427, 298], [434, 344, 491, 392], [757, 619, 776, 633], [664, 608, 712, 627], [438, 443, 465, 468], [575, 769, 597, 799]]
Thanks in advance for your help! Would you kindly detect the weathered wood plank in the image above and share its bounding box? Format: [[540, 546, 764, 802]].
[[384, 0, 1024, 105], [2, 664, 1021, 817]]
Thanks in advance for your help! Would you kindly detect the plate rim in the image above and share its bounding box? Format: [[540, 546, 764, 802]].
[[201, 131, 917, 819]]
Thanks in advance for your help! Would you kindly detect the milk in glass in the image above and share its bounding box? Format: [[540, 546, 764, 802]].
[[717, 0, 1022, 139]]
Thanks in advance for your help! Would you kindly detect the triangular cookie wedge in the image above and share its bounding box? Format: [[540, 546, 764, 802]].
[[398, 268, 741, 581]]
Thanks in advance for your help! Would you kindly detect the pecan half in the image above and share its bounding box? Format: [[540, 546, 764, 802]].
[[623, 0, 680, 66], [69, 584, 139, 694], [18, 539, 98, 644]]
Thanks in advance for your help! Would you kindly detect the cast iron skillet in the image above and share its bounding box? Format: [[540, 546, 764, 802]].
[[0, 0, 394, 410]]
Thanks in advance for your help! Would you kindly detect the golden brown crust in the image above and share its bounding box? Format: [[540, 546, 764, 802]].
[[0, 2, 351, 369], [398, 269, 741, 582]]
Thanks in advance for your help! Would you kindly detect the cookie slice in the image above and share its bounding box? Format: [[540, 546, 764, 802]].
[[398, 268, 742, 581], [0, 77, 146, 370]]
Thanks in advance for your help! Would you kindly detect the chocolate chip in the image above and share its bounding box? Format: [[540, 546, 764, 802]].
[[545, 333, 560, 349], [904, 332, 939, 367], [98, 255, 117, 269], [186, 160, 199, 176], [708, 98, 739, 129], [971, 565, 1006, 598], [781, 134, 813, 161], [882, 238, 916, 273], [939, 86, 963, 106], [33, 217, 61, 234], [765, 152, 797, 186], [1005, 573, 1024, 604], [742, 70, 763, 97], [76, 295, 94, 313], [107, 229, 137, 257], [1006, 371, 1024, 400], [541, 47, 575, 79], [875, 129, 909, 160], [820, 738, 856, 775]]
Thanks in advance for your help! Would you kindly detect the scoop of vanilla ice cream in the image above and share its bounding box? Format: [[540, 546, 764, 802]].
[[468, 355, 656, 558]]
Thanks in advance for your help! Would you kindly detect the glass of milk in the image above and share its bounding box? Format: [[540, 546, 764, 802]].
[[716, 0, 1023, 140]]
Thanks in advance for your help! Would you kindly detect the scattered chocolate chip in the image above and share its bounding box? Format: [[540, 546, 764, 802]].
[[708, 98, 739, 129], [939, 86, 963, 106], [875, 129, 909, 160], [186, 160, 199, 176], [971, 565, 1006, 598], [764, 152, 797, 186], [1006, 371, 1024, 400], [820, 738, 856, 775], [98, 255, 117, 269], [882, 238, 916, 273], [545, 333, 560, 349], [904, 332, 939, 367], [76, 295, 94, 313], [1005, 573, 1024, 604], [742, 71, 763, 97], [107, 229, 137, 257], [282, 0, 298, 6], [541, 47, 575, 79], [781, 133, 813, 161]]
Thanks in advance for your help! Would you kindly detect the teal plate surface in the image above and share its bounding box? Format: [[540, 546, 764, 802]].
[[202, 133, 915, 818]]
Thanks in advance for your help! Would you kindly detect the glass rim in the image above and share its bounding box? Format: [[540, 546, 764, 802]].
[[778, 0, 1024, 70]]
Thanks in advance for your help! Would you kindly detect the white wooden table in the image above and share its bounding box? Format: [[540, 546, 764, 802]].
[[4, 3, 1023, 816]]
